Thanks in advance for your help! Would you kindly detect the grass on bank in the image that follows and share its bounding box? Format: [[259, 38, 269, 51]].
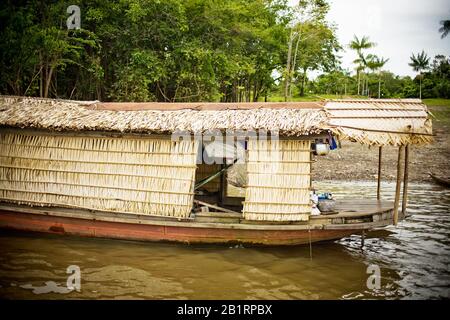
[[423, 99, 450, 108], [424, 99, 450, 126], [266, 95, 450, 107], [265, 94, 366, 102]]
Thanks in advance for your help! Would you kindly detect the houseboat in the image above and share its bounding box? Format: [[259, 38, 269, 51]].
[[0, 96, 432, 245]]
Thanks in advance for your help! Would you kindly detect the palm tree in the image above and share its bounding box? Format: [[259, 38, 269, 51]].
[[362, 53, 376, 96], [368, 56, 389, 98], [409, 51, 430, 99], [355, 52, 376, 96], [349, 35, 376, 95], [352, 57, 365, 95], [439, 20, 450, 39]]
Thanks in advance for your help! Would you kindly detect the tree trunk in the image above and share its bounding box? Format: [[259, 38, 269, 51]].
[[289, 35, 301, 99], [300, 69, 307, 96], [284, 30, 294, 102], [39, 53, 43, 98], [246, 77, 251, 102], [378, 71, 381, 99], [361, 73, 364, 96], [364, 74, 369, 97], [253, 79, 261, 102], [367, 77, 370, 97], [357, 71, 360, 96], [43, 65, 54, 98], [97, 84, 101, 101], [365, 74, 369, 97], [419, 72, 422, 99]]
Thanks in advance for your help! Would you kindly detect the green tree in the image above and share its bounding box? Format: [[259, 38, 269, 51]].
[[409, 50, 430, 99], [349, 35, 376, 95], [293, 21, 340, 96], [0, 1, 100, 99], [425, 55, 450, 98], [284, 0, 339, 99], [367, 55, 389, 98], [0, 0, 291, 102], [311, 69, 353, 96], [439, 20, 450, 39]]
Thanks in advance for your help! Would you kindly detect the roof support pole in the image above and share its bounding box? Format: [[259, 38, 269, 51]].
[[310, 150, 313, 189], [377, 146, 382, 200], [393, 145, 404, 225], [219, 164, 226, 206], [402, 145, 410, 218]]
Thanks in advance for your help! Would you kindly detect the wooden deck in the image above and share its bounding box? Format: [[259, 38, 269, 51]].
[[317, 199, 394, 217], [194, 199, 395, 225]]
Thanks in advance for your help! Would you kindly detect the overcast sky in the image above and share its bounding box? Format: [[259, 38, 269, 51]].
[[292, 0, 450, 77]]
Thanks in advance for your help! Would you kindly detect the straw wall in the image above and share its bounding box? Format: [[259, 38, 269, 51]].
[[243, 140, 311, 221], [0, 130, 198, 218]]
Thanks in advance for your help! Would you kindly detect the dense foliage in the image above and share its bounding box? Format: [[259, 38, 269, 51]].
[[306, 54, 450, 99], [0, 0, 293, 101], [0, 0, 448, 101]]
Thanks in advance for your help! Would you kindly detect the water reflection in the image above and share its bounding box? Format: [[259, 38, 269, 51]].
[[0, 182, 448, 299]]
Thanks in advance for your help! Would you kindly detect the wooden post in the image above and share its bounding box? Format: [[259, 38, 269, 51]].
[[361, 230, 365, 248], [310, 149, 313, 190], [377, 146, 382, 200], [219, 164, 226, 206], [402, 145, 410, 217], [393, 146, 404, 225]]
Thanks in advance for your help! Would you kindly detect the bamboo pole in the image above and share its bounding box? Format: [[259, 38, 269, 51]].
[[377, 146, 382, 200], [219, 164, 226, 205], [393, 146, 404, 225], [193, 200, 239, 214], [310, 150, 313, 190], [402, 145, 410, 217]]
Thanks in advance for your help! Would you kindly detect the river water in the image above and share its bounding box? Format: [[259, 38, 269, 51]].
[[0, 181, 448, 299]]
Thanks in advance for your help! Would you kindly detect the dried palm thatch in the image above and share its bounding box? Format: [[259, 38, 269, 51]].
[[0, 130, 198, 218], [324, 99, 433, 146], [0, 96, 433, 146], [243, 140, 311, 221], [93, 101, 325, 110], [0, 96, 326, 136]]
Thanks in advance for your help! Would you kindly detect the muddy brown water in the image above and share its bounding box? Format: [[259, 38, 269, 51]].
[[0, 181, 448, 299]]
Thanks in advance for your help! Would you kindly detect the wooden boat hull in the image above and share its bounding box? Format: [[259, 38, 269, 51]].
[[0, 198, 397, 245], [429, 173, 450, 188], [0, 209, 359, 246]]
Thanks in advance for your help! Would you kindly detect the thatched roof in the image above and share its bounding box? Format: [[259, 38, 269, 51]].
[[323, 99, 433, 146], [91, 101, 325, 110], [0, 96, 433, 145], [0, 96, 326, 136]]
